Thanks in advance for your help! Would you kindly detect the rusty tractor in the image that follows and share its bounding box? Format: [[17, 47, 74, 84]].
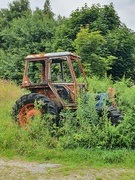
[[12, 52, 122, 127]]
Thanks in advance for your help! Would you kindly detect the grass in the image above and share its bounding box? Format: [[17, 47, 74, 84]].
[[0, 79, 23, 119], [26, 148, 135, 168], [0, 78, 135, 179]]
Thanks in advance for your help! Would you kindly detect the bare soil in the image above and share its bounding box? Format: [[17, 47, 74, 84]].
[[0, 159, 135, 180]]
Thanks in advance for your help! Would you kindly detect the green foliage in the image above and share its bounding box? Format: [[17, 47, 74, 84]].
[[0, 1, 135, 82], [0, 0, 31, 29], [78, 75, 113, 93], [8, 0, 31, 19], [73, 26, 116, 76], [106, 27, 135, 79], [68, 3, 120, 37], [94, 3, 120, 34], [52, 20, 74, 52], [56, 77, 135, 150], [43, 0, 54, 19], [52, 3, 135, 80], [102, 149, 127, 164], [0, 9, 56, 83]]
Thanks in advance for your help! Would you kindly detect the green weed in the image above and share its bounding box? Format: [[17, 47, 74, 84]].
[[0, 78, 135, 169]]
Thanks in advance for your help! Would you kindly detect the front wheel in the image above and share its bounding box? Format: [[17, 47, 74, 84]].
[[12, 93, 58, 127]]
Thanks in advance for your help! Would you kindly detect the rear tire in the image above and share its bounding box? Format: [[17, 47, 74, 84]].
[[12, 93, 58, 127]]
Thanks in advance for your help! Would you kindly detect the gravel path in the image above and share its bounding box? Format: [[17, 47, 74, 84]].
[[0, 159, 61, 173], [0, 159, 135, 180]]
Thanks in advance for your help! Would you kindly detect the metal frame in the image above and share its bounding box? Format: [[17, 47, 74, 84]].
[[21, 52, 86, 110]]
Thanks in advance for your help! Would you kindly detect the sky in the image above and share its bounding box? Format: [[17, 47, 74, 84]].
[[0, 0, 135, 31]]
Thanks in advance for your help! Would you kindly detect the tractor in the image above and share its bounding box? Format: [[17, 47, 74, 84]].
[[12, 51, 122, 127]]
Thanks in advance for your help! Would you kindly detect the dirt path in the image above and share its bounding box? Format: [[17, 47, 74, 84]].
[[0, 159, 135, 180]]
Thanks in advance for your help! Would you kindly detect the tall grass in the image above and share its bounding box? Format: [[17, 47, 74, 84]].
[[0, 78, 135, 168], [0, 79, 23, 118]]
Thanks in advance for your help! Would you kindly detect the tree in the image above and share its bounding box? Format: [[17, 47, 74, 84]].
[[69, 4, 100, 38], [52, 20, 74, 52], [0, 12, 56, 83], [43, 0, 54, 19], [0, 0, 31, 30], [106, 26, 135, 79], [53, 3, 121, 52], [94, 3, 120, 35], [8, 0, 31, 20], [73, 27, 115, 76]]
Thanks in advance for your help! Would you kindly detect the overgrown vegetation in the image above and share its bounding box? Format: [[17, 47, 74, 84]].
[[0, 78, 135, 168]]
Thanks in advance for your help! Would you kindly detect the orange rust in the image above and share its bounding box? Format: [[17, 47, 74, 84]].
[[21, 52, 86, 110], [107, 87, 117, 107], [19, 103, 41, 127]]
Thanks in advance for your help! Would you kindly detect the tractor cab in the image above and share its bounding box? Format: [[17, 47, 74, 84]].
[[22, 52, 86, 110]]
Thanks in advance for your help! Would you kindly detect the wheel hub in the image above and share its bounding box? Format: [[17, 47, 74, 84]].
[[19, 103, 41, 127]]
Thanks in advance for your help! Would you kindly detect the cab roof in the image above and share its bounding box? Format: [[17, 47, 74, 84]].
[[25, 51, 80, 60]]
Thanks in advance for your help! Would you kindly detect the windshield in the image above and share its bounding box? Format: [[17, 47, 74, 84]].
[[26, 57, 85, 84], [27, 60, 45, 84], [51, 59, 73, 83]]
